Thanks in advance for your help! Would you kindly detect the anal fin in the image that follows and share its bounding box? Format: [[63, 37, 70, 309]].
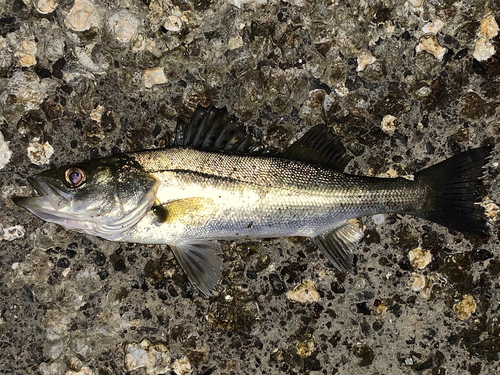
[[170, 240, 223, 296], [312, 221, 363, 274]]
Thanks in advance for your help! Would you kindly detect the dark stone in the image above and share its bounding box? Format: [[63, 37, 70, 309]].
[[56, 257, 70, 268], [269, 273, 286, 294]]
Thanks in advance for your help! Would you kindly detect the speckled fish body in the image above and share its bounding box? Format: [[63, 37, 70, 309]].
[[124, 148, 420, 243], [15, 106, 493, 295]]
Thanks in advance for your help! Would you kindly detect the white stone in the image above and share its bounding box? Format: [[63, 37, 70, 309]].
[[286, 280, 320, 304], [228, 35, 243, 50], [478, 15, 499, 40], [164, 15, 182, 32], [481, 196, 499, 221], [415, 86, 431, 98], [19, 39, 37, 67], [66, 367, 95, 375], [1, 225, 25, 241], [64, 0, 97, 32], [296, 337, 315, 358], [407, 0, 424, 7], [90, 104, 105, 122], [108, 11, 139, 43], [415, 35, 447, 61], [453, 294, 477, 321], [381, 114, 398, 133], [172, 357, 192, 375], [35, 0, 57, 14], [422, 20, 445, 34], [2, 71, 57, 117], [229, 0, 267, 8], [27, 140, 54, 165], [124, 339, 171, 375], [473, 38, 495, 61], [0, 131, 12, 169], [371, 214, 385, 225], [142, 67, 167, 88], [409, 247, 432, 269], [356, 50, 376, 72], [409, 273, 426, 292]]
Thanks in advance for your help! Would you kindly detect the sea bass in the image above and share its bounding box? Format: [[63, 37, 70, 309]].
[[15, 106, 493, 296]]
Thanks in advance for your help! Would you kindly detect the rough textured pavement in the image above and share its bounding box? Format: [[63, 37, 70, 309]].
[[0, 0, 500, 374]]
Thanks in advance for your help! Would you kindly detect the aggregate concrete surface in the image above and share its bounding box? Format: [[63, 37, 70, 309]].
[[0, 0, 500, 374]]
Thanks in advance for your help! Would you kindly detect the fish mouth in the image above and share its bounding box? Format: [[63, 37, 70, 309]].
[[15, 175, 73, 223]]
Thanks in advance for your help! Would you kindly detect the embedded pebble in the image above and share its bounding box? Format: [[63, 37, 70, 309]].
[[1, 71, 58, 124], [6, 250, 54, 288], [38, 362, 67, 375], [228, 35, 244, 50], [453, 294, 477, 321], [407, 0, 424, 7], [66, 366, 94, 375], [143, 67, 167, 88], [0, 131, 12, 169], [356, 50, 376, 72], [375, 303, 387, 315], [473, 38, 495, 61], [409, 273, 426, 292], [378, 168, 399, 178], [415, 35, 447, 61], [35, 0, 57, 14], [371, 214, 385, 225], [164, 15, 183, 32], [229, 0, 267, 8], [286, 280, 320, 304], [380, 114, 398, 133], [420, 273, 447, 299], [124, 339, 171, 375], [422, 20, 445, 34], [473, 15, 498, 61], [415, 85, 431, 98], [481, 197, 499, 221], [90, 104, 105, 122], [296, 337, 315, 358], [18, 39, 37, 67], [64, 0, 98, 32], [478, 15, 499, 40], [172, 357, 192, 375], [1, 225, 25, 241], [108, 11, 140, 43], [409, 247, 432, 269], [27, 139, 54, 165]]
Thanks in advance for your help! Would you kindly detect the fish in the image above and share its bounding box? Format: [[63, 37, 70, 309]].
[[15, 105, 494, 296]]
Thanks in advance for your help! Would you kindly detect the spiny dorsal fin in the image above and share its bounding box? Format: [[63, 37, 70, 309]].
[[281, 125, 352, 172], [312, 221, 363, 274], [170, 105, 263, 154]]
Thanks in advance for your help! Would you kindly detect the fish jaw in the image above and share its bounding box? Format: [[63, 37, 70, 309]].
[[15, 175, 100, 232]]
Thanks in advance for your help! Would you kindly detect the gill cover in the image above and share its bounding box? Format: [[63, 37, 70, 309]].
[[15, 155, 159, 240]]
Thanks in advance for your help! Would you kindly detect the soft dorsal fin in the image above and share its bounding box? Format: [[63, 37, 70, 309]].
[[169, 105, 263, 154], [312, 221, 363, 274], [281, 125, 352, 172]]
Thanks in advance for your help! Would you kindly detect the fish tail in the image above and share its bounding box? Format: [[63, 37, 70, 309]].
[[413, 146, 493, 235]]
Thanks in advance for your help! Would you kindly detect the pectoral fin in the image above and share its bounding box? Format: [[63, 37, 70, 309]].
[[170, 240, 223, 296], [313, 221, 363, 274]]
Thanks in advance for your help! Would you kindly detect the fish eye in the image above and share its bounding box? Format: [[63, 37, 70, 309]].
[[64, 167, 87, 188]]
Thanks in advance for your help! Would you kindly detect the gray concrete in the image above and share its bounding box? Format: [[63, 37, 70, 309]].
[[0, 0, 499, 374]]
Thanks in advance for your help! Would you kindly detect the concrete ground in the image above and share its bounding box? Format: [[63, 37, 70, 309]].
[[0, 0, 499, 374]]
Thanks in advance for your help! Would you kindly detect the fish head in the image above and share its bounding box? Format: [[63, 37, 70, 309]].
[[15, 155, 159, 240]]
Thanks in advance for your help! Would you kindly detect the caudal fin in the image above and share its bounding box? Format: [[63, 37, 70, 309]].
[[413, 146, 493, 235]]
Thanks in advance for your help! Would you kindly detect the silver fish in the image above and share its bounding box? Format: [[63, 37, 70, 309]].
[[15, 106, 493, 295]]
